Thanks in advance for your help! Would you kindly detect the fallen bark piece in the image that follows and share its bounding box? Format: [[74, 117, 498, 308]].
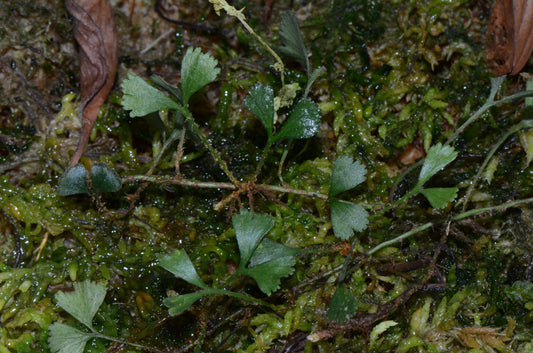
[[66, 0, 118, 166]]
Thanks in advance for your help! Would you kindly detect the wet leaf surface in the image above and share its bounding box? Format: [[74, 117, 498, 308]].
[[58, 164, 89, 196]]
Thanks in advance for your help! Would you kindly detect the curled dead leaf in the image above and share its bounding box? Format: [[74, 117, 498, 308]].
[[486, 0, 533, 75], [66, 0, 118, 166]]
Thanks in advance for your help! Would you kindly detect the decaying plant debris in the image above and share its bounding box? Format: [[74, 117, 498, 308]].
[[1, 0, 533, 352], [66, 0, 118, 166], [486, 0, 533, 75]]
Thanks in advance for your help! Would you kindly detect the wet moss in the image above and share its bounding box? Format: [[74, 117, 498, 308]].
[[1, 0, 533, 352]]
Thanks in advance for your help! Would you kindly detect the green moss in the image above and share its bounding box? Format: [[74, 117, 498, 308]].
[[0, 178, 76, 238], [2, 0, 533, 352]]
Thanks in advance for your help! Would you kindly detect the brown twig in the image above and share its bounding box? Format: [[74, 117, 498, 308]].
[[154, 0, 223, 35], [308, 220, 450, 343]]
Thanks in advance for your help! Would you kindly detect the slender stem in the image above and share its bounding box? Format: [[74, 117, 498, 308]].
[[461, 120, 532, 210], [366, 222, 433, 256], [147, 129, 181, 175], [453, 196, 533, 221], [278, 148, 289, 184], [205, 288, 278, 311], [237, 19, 285, 85], [338, 187, 420, 282], [336, 188, 417, 283], [175, 128, 187, 176], [210, 0, 285, 85], [256, 183, 328, 200], [389, 95, 499, 201], [252, 138, 273, 181], [175, 105, 239, 185], [90, 331, 166, 353], [123, 175, 329, 200], [348, 86, 533, 281], [445, 101, 493, 145], [446, 90, 533, 146], [496, 89, 533, 106], [378, 188, 418, 215], [388, 88, 533, 215], [365, 196, 533, 256], [123, 175, 236, 189]]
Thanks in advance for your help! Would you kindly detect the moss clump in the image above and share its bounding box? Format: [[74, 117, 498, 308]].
[[2, 0, 533, 352]]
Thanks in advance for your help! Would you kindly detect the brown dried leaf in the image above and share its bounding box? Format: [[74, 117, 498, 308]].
[[66, 0, 118, 166], [486, 0, 515, 75], [486, 0, 533, 76], [512, 0, 533, 73]]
